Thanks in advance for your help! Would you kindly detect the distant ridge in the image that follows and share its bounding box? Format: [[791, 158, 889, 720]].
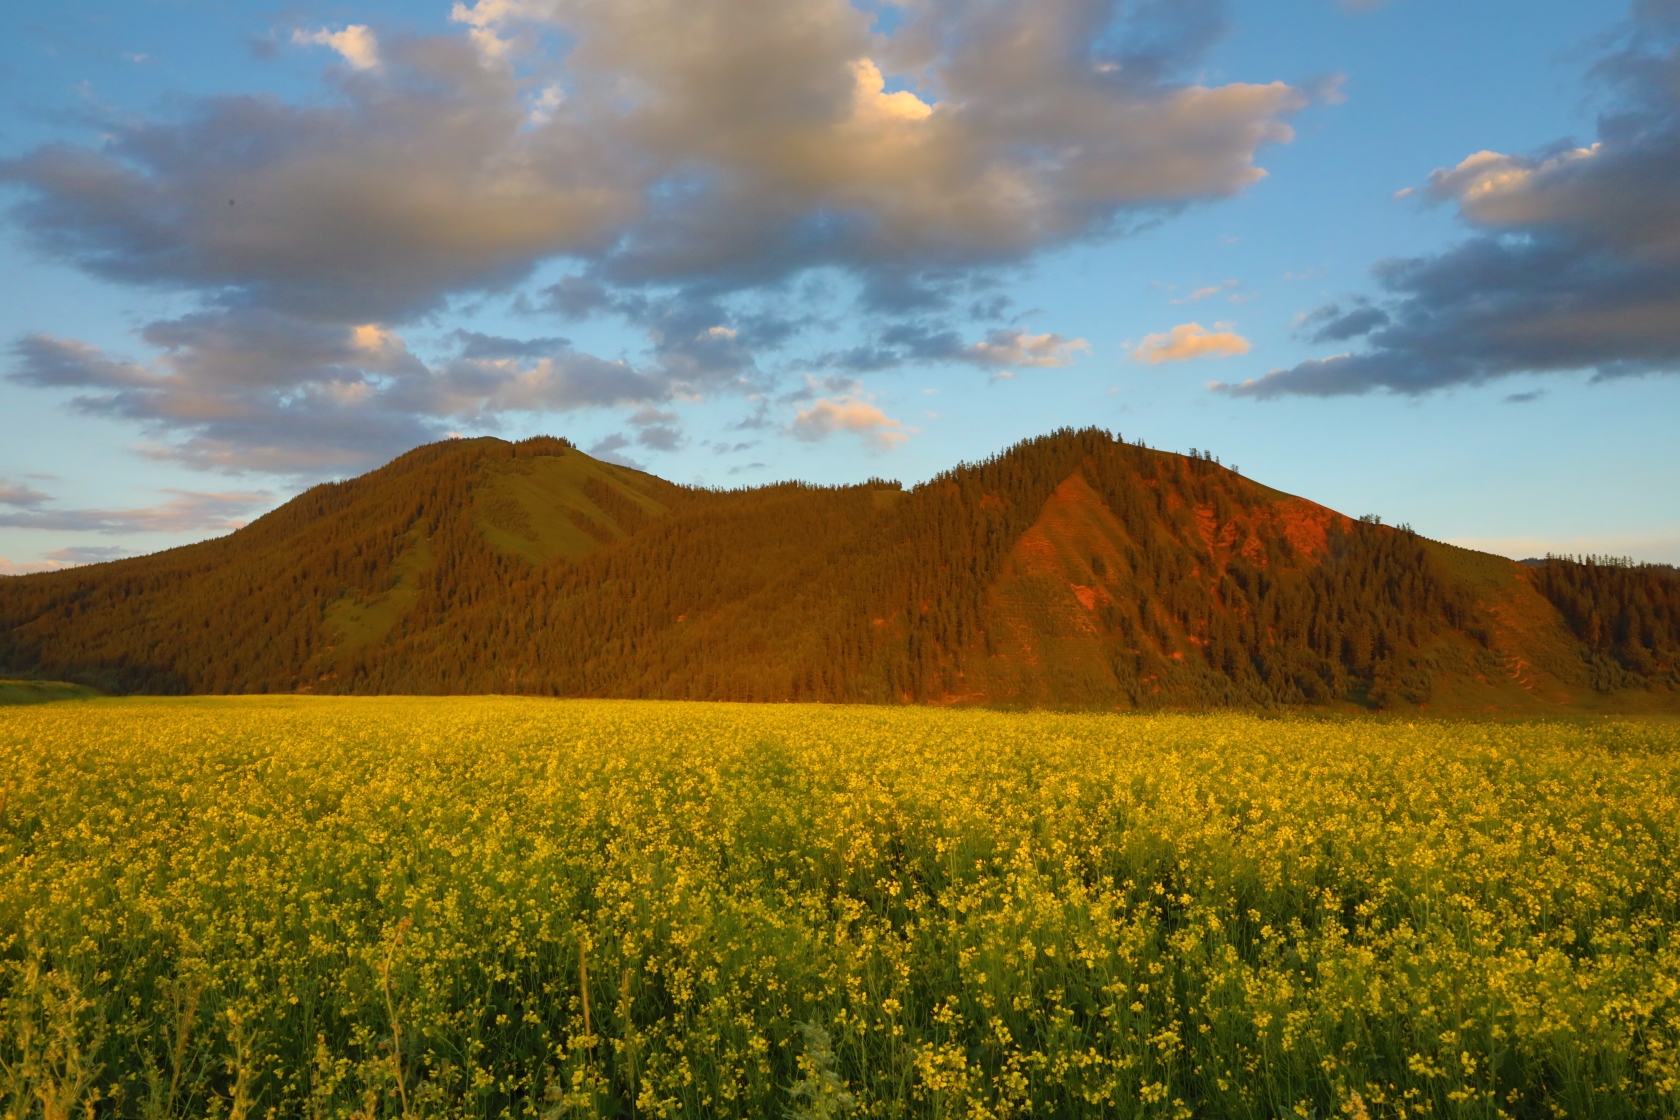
[[1, 430, 1675, 711]]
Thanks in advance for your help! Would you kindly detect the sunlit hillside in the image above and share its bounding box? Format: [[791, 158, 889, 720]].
[[0, 430, 1675, 711]]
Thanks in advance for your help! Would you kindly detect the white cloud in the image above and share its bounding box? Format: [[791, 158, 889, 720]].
[[528, 84, 565, 125], [1130, 322, 1252, 363], [292, 25, 380, 70]]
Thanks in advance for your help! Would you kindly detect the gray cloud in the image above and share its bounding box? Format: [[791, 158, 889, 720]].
[[450, 331, 572, 360], [7, 0, 1301, 307], [805, 323, 1088, 373], [0, 489, 271, 535], [635, 425, 683, 452], [0, 480, 53, 508], [707, 439, 760, 455], [2, 0, 1306, 469], [1225, 6, 1680, 399], [781, 374, 865, 403], [0, 36, 629, 323], [626, 406, 680, 427], [586, 432, 644, 469], [1298, 302, 1389, 343], [536, 280, 786, 391], [45, 545, 138, 565], [10, 316, 671, 474]]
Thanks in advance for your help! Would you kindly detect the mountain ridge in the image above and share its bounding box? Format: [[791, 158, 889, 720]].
[[1, 429, 1675, 712]]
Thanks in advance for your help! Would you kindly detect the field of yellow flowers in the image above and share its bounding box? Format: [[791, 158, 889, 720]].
[[2, 697, 1678, 1120]]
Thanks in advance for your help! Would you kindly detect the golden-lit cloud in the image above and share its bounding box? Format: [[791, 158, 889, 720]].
[[0, 557, 65, 576], [850, 59, 934, 123], [791, 396, 909, 449], [292, 25, 380, 70], [966, 330, 1090, 369], [1130, 322, 1252, 363], [1425, 144, 1601, 226]]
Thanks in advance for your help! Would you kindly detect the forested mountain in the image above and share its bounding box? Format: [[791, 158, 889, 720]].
[[2, 429, 1675, 711]]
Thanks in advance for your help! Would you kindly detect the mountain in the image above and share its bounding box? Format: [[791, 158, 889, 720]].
[[1, 429, 1676, 711]]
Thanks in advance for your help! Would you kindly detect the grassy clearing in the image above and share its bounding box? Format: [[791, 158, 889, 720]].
[[1, 698, 1678, 1119], [0, 680, 100, 706]]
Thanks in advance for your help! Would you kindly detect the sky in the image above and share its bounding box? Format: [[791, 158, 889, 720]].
[[2, 0, 1678, 574]]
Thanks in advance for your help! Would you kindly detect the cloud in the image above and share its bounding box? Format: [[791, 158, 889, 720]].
[[707, 440, 759, 455], [0, 480, 53, 508], [9, 318, 671, 474], [0, 558, 65, 577], [0, 545, 139, 575], [536, 282, 777, 390], [46, 546, 137, 565], [1231, 8, 1680, 399], [805, 324, 1088, 373], [627, 406, 679, 427], [0, 0, 1296, 319], [3, 3, 1303, 316], [1130, 322, 1252, 363], [791, 396, 909, 449], [292, 25, 380, 70], [586, 433, 644, 469], [1171, 279, 1242, 304], [963, 330, 1091, 369], [1297, 303, 1390, 343], [0, 0, 1307, 470], [450, 331, 571, 360], [782, 374, 865, 404], [0, 489, 270, 535], [635, 425, 683, 451]]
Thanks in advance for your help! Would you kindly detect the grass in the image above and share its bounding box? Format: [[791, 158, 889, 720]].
[[322, 531, 436, 655], [0, 680, 99, 706], [470, 454, 669, 567], [1, 698, 1677, 1119]]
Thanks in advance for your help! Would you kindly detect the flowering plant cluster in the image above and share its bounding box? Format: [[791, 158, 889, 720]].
[[1, 698, 1677, 1118]]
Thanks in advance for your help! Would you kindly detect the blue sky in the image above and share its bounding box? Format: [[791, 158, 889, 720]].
[[3, 0, 1678, 573]]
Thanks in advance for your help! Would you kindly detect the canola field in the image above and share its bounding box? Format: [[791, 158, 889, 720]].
[[2, 698, 1678, 1120]]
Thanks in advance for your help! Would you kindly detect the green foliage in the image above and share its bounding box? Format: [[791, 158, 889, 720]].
[[1533, 556, 1680, 688], [0, 680, 99, 706], [787, 1024, 855, 1120], [2, 698, 1678, 1118]]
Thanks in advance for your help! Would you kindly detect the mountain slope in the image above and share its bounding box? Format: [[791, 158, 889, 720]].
[[1, 429, 1675, 711]]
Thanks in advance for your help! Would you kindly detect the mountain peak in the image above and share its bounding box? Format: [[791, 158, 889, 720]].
[[2, 430, 1675, 711]]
